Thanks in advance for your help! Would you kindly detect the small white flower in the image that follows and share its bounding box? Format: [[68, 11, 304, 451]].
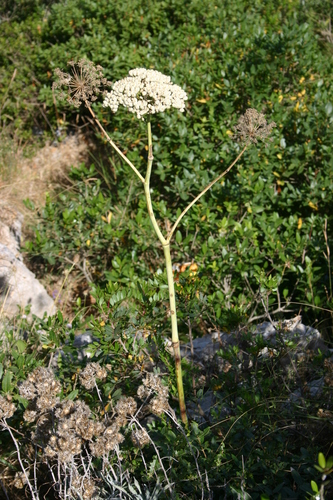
[[103, 68, 187, 120]]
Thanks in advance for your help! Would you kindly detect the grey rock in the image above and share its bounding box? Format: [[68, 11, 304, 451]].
[[0, 205, 23, 256], [0, 243, 55, 320]]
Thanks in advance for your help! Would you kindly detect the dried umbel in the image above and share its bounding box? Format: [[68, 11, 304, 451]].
[[233, 108, 276, 144], [53, 59, 111, 108], [103, 68, 188, 120], [0, 395, 16, 420], [79, 362, 108, 390]]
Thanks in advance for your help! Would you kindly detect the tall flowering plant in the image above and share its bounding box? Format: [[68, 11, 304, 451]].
[[53, 60, 275, 424]]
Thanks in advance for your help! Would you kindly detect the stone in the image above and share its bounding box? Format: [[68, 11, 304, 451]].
[[0, 243, 55, 320]]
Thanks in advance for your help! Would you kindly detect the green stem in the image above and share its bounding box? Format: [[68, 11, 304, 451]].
[[144, 119, 166, 245], [166, 144, 248, 243], [144, 118, 187, 425], [86, 102, 145, 183], [163, 243, 187, 425]]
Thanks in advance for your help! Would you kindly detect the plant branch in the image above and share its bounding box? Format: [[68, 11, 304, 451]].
[[167, 144, 248, 242], [143, 119, 167, 244], [85, 101, 145, 183]]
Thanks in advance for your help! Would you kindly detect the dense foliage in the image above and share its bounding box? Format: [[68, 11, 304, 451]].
[[1, 0, 333, 498]]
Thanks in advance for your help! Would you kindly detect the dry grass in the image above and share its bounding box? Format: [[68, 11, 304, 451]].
[[0, 131, 93, 320], [0, 132, 91, 226]]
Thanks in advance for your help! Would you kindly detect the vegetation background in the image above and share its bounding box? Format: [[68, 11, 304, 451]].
[[0, 0, 333, 498]]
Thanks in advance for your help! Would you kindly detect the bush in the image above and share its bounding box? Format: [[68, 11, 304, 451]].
[[2, 0, 333, 497]]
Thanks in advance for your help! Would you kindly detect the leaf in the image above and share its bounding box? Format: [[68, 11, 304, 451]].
[[176, 230, 182, 243], [318, 452, 326, 469], [2, 371, 12, 393], [66, 390, 78, 400], [311, 480, 319, 493], [325, 102, 333, 116], [14, 339, 27, 353]]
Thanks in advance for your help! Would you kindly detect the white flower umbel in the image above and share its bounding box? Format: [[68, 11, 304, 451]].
[[103, 68, 187, 119]]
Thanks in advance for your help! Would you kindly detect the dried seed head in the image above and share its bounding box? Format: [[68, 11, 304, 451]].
[[23, 409, 38, 423], [19, 367, 61, 401], [115, 396, 137, 417], [89, 430, 124, 457], [13, 471, 28, 489], [69, 472, 96, 500], [55, 399, 75, 419], [36, 394, 60, 411], [131, 427, 150, 448], [79, 362, 107, 390], [53, 59, 111, 108], [137, 384, 150, 400], [0, 395, 16, 419], [139, 373, 169, 399], [149, 396, 169, 416], [233, 108, 276, 144], [18, 380, 37, 400]]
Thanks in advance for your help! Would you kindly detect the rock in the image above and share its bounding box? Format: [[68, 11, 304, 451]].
[[179, 316, 328, 372], [0, 205, 55, 322], [0, 243, 55, 320], [0, 205, 23, 257]]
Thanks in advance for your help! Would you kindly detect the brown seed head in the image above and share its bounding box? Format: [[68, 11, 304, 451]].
[[233, 108, 276, 144], [53, 59, 111, 108], [0, 395, 16, 419], [131, 427, 150, 448]]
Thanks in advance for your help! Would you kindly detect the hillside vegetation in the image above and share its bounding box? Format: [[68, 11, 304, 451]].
[[0, 1, 333, 498]]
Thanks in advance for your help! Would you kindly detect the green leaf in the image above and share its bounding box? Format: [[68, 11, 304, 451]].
[[66, 390, 78, 400], [311, 480, 319, 493], [176, 230, 182, 243], [326, 456, 333, 469], [14, 339, 27, 354], [2, 371, 12, 393], [318, 452, 326, 469]]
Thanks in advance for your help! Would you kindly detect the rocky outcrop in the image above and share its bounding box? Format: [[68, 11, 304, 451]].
[[0, 205, 55, 320]]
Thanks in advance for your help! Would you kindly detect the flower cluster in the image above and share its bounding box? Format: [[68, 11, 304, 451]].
[[13, 471, 28, 490], [68, 470, 96, 500], [44, 400, 98, 463], [137, 373, 169, 416], [79, 362, 107, 390], [131, 427, 150, 448], [89, 418, 125, 457], [103, 68, 188, 119], [233, 108, 276, 144], [0, 395, 16, 420], [19, 367, 61, 418]]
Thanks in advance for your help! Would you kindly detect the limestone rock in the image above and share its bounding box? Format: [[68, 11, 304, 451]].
[[0, 243, 55, 319]]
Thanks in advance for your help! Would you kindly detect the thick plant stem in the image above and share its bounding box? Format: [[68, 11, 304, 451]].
[[163, 242, 188, 425], [144, 119, 187, 425]]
